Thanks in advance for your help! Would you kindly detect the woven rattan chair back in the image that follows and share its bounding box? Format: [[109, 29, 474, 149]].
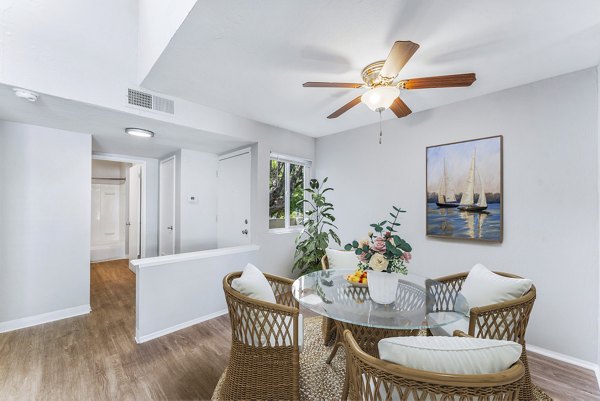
[[344, 330, 525, 401], [221, 272, 300, 401], [427, 271, 536, 401]]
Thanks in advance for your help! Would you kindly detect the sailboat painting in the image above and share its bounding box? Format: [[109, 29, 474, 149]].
[[426, 136, 503, 242]]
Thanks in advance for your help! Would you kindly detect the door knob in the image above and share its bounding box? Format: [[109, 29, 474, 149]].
[[242, 229, 249, 235], [167, 226, 173, 230]]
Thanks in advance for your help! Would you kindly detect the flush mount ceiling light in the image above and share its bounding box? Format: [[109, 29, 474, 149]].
[[125, 128, 154, 138], [360, 86, 400, 112], [13, 88, 39, 102]]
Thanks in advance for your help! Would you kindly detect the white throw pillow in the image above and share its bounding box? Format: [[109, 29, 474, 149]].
[[325, 248, 359, 269], [378, 336, 522, 375], [231, 263, 276, 303], [455, 263, 532, 316]]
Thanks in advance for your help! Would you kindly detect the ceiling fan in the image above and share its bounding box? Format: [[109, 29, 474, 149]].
[[303, 41, 476, 119]]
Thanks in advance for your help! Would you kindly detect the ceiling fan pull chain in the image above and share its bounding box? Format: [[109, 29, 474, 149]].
[[379, 109, 383, 144]]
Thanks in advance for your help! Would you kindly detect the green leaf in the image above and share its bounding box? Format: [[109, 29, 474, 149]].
[[374, 226, 383, 233], [386, 241, 401, 256], [355, 249, 363, 255], [344, 244, 352, 251], [352, 240, 358, 248]]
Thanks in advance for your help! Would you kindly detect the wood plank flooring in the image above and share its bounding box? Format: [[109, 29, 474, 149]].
[[0, 259, 598, 400]]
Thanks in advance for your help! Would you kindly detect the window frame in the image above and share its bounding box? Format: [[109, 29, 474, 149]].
[[269, 153, 312, 233]]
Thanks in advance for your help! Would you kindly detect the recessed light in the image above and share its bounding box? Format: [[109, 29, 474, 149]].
[[125, 128, 154, 138], [13, 88, 39, 102]]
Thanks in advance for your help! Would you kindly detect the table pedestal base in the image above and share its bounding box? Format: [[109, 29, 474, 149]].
[[327, 320, 421, 400]]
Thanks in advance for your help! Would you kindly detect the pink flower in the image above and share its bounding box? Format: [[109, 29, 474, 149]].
[[401, 252, 412, 262], [371, 237, 387, 253], [357, 251, 369, 263]]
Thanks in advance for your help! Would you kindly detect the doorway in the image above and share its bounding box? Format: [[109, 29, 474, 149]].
[[91, 154, 146, 266], [217, 148, 251, 248]]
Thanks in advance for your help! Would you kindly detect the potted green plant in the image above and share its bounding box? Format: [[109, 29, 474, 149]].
[[292, 177, 340, 275]]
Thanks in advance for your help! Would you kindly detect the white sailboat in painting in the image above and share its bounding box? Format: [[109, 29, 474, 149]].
[[458, 149, 488, 212], [436, 159, 459, 208]]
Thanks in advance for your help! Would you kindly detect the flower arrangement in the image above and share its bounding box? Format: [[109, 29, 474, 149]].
[[344, 206, 412, 275]]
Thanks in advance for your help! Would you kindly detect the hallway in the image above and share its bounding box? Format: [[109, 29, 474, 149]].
[[0, 260, 230, 401]]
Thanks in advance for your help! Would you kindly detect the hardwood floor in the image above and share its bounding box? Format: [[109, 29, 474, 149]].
[[0, 259, 598, 400]]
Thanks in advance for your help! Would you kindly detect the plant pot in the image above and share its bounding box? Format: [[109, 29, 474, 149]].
[[367, 271, 400, 304]]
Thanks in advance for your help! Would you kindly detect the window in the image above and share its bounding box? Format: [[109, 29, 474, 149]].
[[269, 153, 311, 230]]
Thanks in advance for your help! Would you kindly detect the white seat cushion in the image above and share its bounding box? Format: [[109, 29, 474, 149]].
[[325, 248, 358, 269], [231, 263, 276, 303], [427, 311, 469, 337], [455, 264, 532, 316], [378, 336, 522, 375]]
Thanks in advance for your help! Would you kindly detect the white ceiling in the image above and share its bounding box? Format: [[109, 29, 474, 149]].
[[142, 0, 600, 137], [0, 84, 253, 159]]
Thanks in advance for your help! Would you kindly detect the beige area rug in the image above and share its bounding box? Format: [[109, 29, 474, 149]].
[[212, 317, 552, 400]]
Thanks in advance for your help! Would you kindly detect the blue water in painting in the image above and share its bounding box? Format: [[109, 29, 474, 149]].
[[426, 203, 501, 241]]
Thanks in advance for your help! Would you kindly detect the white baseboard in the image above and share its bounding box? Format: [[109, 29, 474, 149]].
[[135, 309, 228, 344], [0, 304, 91, 333], [528, 343, 600, 389]]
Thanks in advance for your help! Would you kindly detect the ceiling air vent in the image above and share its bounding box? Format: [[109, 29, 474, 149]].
[[127, 89, 174, 114]]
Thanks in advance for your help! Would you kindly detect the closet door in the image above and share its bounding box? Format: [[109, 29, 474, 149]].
[[159, 157, 176, 256]]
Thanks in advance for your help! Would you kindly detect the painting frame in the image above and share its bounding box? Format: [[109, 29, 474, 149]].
[[426, 135, 503, 243]]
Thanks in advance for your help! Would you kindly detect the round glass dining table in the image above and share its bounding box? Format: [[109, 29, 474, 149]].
[[291, 268, 461, 331], [292, 268, 463, 399]]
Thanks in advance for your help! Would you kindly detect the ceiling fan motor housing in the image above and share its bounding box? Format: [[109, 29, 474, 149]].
[[361, 60, 393, 87]]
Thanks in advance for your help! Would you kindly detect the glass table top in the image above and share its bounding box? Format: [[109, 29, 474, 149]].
[[291, 269, 462, 330]]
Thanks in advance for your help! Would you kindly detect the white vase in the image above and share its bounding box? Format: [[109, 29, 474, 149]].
[[367, 271, 399, 304]]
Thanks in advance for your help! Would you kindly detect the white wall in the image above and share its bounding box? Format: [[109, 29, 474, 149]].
[[0, 0, 138, 110], [316, 68, 599, 363], [132, 245, 259, 342], [0, 121, 92, 326], [137, 0, 198, 82], [174, 149, 218, 253]]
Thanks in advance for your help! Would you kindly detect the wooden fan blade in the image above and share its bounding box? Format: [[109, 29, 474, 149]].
[[401, 73, 476, 89], [379, 41, 420, 79], [389, 97, 412, 118], [327, 96, 362, 119], [303, 82, 364, 88]]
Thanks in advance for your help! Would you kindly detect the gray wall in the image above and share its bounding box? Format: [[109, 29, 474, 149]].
[[316, 68, 599, 362], [0, 121, 92, 322]]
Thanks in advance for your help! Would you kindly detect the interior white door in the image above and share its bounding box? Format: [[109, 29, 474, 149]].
[[128, 165, 142, 260], [159, 157, 176, 255], [218, 150, 251, 248]]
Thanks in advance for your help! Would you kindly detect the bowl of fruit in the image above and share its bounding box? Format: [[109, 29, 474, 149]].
[[345, 270, 368, 287]]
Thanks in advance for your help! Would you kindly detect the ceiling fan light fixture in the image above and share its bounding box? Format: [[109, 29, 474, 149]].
[[360, 86, 399, 112]]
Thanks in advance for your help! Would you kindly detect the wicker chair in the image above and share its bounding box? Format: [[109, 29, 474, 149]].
[[427, 272, 536, 401], [344, 330, 525, 401], [320, 254, 337, 345], [221, 272, 301, 401]]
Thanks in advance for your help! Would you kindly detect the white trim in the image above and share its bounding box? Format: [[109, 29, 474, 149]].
[[135, 309, 228, 343], [219, 147, 252, 161], [0, 305, 91, 333], [528, 343, 600, 389], [130, 244, 260, 269], [269, 151, 312, 167], [92, 152, 147, 259]]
